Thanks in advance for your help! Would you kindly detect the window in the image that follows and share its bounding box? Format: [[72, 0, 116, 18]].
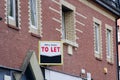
[[61, 1, 78, 55], [8, 0, 15, 18], [29, 0, 42, 36], [61, 1, 78, 48], [107, 29, 111, 57], [30, 0, 37, 28], [7, 0, 19, 27], [93, 17, 102, 59], [62, 5, 75, 41], [62, 11, 66, 39], [95, 22, 100, 53], [106, 24, 114, 63]]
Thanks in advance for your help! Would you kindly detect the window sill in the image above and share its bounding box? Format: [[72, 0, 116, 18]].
[[94, 53, 102, 61], [7, 24, 20, 31], [107, 57, 114, 65], [31, 32, 41, 39], [107, 61, 113, 65], [95, 57, 102, 61], [61, 39, 78, 47]]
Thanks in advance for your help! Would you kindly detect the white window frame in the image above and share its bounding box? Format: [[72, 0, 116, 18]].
[[105, 24, 114, 63], [61, 1, 78, 48], [94, 22, 100, 54], [93, 17, 102, 59], [29, 0, 42, 36], [7, 0, 17, 26], [107, 29, 112, 58]]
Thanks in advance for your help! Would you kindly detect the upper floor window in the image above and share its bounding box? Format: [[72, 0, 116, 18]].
[[62, 5, 74, 41], [62, 11, 66, 40], [61, 1, 78, 55], [93, 17, 102, 59], [30, 0, 37, 29], [61, 2, 78, 48], [8, 0, 15, 19], [95, 22, 100, 53], [29, 0, 42, 37], [7, 0, 19, 27], [107, 29, 111, 57], [106, 24, 114, 64], [62, 6, 74, 40]]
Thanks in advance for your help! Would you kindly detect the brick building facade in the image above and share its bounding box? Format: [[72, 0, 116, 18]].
[[0, 0, 120, 80]]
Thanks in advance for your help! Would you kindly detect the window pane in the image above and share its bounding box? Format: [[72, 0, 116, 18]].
[[30, 0, 37, 28], [62, 12, 66, 39], [107, 29, 111, 57], [62, 5, 75, 42], [95, 23, 100, 53], [8, 0, 15, 17]]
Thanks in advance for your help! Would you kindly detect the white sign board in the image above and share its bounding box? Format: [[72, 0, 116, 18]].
[[39, 41, 63, 65], [45, 69, 82, 80], [4, 75, 11, 80]]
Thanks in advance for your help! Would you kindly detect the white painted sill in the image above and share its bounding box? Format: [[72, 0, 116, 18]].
[[61, 39, 78, 48]]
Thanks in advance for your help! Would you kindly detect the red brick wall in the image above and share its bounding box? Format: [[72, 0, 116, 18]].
[[0, 0, 39, 69], [41, 0, 117, 80], [0, 0, 117, 80]]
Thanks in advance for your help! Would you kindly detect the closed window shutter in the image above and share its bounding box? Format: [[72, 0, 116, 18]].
[[65, 11, 75, 42]]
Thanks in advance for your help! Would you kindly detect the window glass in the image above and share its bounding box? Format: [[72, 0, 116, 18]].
[[107, 29, 111, 57], [7, 0, 19, 27], [62, 12, 66, 39], [105, 24, 114, 63], [8, 0, 15, 19], [62, 5, 75, 42], [30, 0, 37, 28], [95, 23, 100, 53], [93, 17, 102, 59]]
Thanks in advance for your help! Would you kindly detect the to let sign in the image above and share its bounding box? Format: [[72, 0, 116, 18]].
[[39, 41, 63, 65]]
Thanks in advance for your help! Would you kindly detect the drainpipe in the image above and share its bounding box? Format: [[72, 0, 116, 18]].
[[116, 18, 119, 80]]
